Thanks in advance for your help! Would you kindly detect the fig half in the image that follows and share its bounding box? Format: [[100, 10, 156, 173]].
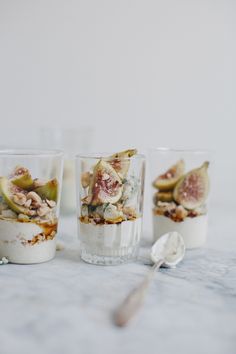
[[153, 191, 173, 205], [34, 179, 58, 202], [153, 159, 185, 191], [10, 166, 34, 190], [88, 160, 123, 206], [107, 149, 137, 177], [0, 177, 30, 215], [173, 161, 210, 210]]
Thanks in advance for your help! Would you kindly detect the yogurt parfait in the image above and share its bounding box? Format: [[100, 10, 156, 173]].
[[77, 149, 145, 265], [152, 157, 210, 248], [0, 150, 63, 264]]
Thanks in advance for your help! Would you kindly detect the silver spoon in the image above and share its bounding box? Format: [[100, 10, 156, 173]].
[[114, 232, 185, 327]]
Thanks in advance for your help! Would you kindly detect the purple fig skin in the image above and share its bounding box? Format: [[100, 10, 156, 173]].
[[173, 161, 210, 210]]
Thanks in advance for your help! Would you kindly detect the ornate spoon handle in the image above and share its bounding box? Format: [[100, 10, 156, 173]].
[[114, 259, 164, 327]]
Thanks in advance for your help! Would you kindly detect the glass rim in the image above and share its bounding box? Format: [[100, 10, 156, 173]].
[[0, 149, 64, 157], [149, 147, 214, 154], [75, 152, 145, 160]]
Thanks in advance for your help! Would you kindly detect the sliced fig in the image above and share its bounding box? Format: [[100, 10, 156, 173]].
[[0, 177, 30, 215], [153, 191, 173, 205], [173, 161, 210, 210], [10, 166, 34, 190], [153, 159, 185, 191], [107, 149, 137, 177], [88, 160, 123, 206], [34, 179, 58, 202]]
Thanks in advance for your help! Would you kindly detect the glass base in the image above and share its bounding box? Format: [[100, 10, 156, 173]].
[[80, 245, 139, 265]]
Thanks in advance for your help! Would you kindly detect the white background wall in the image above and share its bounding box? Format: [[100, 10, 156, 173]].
[[0, 0, 235, 209]]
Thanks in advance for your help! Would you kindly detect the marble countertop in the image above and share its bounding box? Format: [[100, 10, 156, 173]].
[[1, 208, 236, 354]]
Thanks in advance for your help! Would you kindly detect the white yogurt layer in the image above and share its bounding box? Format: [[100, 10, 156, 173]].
[[79, 218, 142, 257], [153, 214, 208, 249], [0, 218, 42, 241], [0, 218, 56, 264]]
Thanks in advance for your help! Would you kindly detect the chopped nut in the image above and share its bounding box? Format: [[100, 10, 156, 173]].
[[13, 193, 27, 206], [81, 195, 92, 204], [80, 215, 89, 223], [104, 204, 123, 222], [175, 205, 188, 219], [31, 200, 42, 209], [26, 191, 42, 204], [188, 210, 198, 218], [154, 200, 191, 222], [28, 210, 37, 216], [123, 206, 137, 219], [32, 216, 41, 222], [157, 201, 177, 213], [1, 209, 17, 219], [81, 204, 88, 217], [37, 205, 50, 217], [24, 199, 32, 208], [0, 257, 9, 265], [2, 257, 9, 264], [18, 213, 30, 221], [46, 199, 56, 208], [46, 234, 54, 240], [44, 211, 55, 223], [30, 234, 43, 245]]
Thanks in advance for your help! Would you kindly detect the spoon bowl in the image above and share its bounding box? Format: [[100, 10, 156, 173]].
[[151, 231, 185, 268]]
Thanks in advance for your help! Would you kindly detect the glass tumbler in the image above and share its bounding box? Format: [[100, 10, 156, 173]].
[[0, 149, 63, 264], [149, 148, 211, 249], [76, 152, 145, 265]]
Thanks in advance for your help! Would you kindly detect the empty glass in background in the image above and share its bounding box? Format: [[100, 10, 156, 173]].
[[76, 153, 146, 265], [149, 148, 212, 249], [40, 127, 93, 215]]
